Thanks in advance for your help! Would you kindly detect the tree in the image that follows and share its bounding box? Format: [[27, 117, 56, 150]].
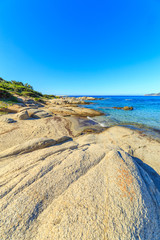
[[24, 83, 33, 90]]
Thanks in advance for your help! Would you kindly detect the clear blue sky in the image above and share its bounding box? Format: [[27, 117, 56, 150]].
[[0, 0, 160, 95]]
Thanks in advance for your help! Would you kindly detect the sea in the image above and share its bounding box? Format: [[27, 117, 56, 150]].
[[79, 96, 160, 139]]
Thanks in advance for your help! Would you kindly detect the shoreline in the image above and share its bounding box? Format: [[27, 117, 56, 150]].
[[0, 96, 160, 239], [1, 95, 160, 147]]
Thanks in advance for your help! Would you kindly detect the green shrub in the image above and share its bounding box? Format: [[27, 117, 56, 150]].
[[24, 83, 33, 90], [43, 94, 55, 99], [0, 88, 13, 98], [0, 77, 5, 82], [34, 97, 45, 104], [21, 91, 42, 98], [0, 77, 54, 101], [0, 88, 19, 103], [11, 80, 24, 86]]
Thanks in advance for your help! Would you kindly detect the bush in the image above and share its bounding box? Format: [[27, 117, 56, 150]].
[[43, 94, 55, 99], [0, 88, 19, 102], [0, 82, 14, 91], [24, 83, 33, 90], [0, 88, 13, 98], [0, 77, 4, 82], [13, 85, 27, 92], [11, 80, 24, 86], [34, 97, 45, 104], [0, 78, 54, 101], [21, 91, 42, 98]]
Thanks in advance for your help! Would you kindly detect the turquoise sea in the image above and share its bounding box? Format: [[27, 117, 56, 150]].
[[79, 96, 160, 136]]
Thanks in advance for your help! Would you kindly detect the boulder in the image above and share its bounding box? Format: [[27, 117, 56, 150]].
[[113, 106, 133, 110], [123, 106, 133, 110], [17, 110, 30, 120], [0, 135, 159, 240], [0, 106, 19, 113], [0, 137, 56, 158], [49, 106, 104, 117], [26, 109, 52, 118], [0, 117, 16, 123], [32, 111, 52, 119]]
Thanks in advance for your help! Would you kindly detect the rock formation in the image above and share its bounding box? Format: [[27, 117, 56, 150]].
[[113, 106, 133, 110], [0, 126, 160, 240]]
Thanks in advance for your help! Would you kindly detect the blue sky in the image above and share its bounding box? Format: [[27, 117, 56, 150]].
[[0, 0, 160, 95]]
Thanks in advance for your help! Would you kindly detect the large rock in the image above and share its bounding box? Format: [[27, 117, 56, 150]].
[[113, 106, 133, 110], [0, 130, 159, 240], [0, 117, 16, 123], [0, 137, 56, 158], [26, 109, 52, 118], [0, 105, 21, 113], [32, 111, 52, 119], [49, 106, 104, 117], [17, 110, 30, 120]]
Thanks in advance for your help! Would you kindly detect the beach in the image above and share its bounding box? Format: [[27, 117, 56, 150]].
[[0, 96, 160, 239]]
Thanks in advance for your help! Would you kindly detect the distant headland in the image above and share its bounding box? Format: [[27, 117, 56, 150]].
[[145, 93, 160, 96]]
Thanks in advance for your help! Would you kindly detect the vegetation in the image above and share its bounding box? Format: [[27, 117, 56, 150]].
[[0, 77, 56, 102]]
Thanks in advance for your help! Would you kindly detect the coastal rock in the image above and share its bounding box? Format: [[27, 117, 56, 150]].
[[77, 96, 104, 100], [113, 106, 133, 110], [77, 96, 97, 100], [17, 110, 30, 120], [25, 108, 53, 118], [0, 132, 159, 240], [123, 106, 133, 110], [0, 117, 16, 123], [30, 110, 52, 119], [0, 116, 74, 152], [145, 93, 160, 96], [0, 137, 56, 158], [0, 105, 20, 113], [48, 106, 104, 117]]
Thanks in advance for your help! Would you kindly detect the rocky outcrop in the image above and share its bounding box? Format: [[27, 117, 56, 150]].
[[49, 106, 104, 117], [0, 105, 20, 113], [77, 96, 97, 100], [48, 98, 86, 106], [113, 106, 133, 110], [77, 96, 104, 100], [145, 93, 160, 96], [0, 137, 56, 158], [17, 110, 30, 120], [27, 109, 52, 118], [0, 117, 16, 123], [0, 127, 160, 240]]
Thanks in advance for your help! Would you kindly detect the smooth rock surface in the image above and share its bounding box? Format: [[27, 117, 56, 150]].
[[0, 117, 16, 123], [17, 110, 30, 120], [0, 126, 160, 240], [49, 106, 104, 117]]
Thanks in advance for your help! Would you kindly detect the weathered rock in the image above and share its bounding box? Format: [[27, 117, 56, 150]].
[[113, 106, 133, 110], [78, 96, 97, 100], [123, 106, 133, 110], [55, 136, 72, 144], [32, 111, 52, 119], [0, 134, 159, 240], [25, 109, 52, 119], [0, 106, 19, 113], [0, 117, 16, 123], [0, 116, 74, 151], [17, 110, 30, 120], [49, 106, 104, 117], [0, 137, 56, 158]]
